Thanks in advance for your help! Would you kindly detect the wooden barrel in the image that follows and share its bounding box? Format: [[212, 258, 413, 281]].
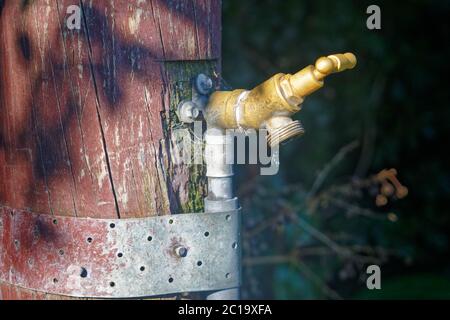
[[0, 0, 220, 300]]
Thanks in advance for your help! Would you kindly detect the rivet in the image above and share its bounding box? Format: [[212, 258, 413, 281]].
[[175, 246, 188, 258]]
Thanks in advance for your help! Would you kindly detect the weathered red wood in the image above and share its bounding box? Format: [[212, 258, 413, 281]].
[[151, 0, 221, 60], [0, 206, 117, 297], [0, 0, 221, 299]]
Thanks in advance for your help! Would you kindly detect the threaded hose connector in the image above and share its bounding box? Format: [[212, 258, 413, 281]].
[[267, 120, 305, 147]]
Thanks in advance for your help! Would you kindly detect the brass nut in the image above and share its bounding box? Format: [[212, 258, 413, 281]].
[[279, 76, 303, 107]]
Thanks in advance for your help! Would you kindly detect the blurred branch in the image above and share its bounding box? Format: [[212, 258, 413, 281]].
[[281, 201, 353, 258], [354, 75, 386, 177], [292, 260, 342, 300], [243, 245, 391, 266], [322, 196, 386, 220], [244, 213, 283, 239], [242, 250, 343, 300], [280, 200, 388, 264], [306, 140, 359, 202]]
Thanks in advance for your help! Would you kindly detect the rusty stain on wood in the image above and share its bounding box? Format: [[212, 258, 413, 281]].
[[0, 0, 221, 299]]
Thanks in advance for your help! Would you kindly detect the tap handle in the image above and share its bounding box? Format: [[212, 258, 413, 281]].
[[313, 52, 357, 80]]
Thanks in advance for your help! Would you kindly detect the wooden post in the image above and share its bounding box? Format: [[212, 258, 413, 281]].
[[0, 0, 221, 299]]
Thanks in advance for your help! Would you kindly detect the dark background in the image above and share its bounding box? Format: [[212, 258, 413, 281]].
[[222, 0, 450, 299]]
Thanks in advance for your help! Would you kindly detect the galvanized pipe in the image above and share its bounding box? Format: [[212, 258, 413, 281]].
[[204, 127, 241, 300], [208, 177, 234, 200], [207, 287, 240, 300]]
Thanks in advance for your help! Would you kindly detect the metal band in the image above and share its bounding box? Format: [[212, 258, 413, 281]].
[[0, 206, 241, 298]]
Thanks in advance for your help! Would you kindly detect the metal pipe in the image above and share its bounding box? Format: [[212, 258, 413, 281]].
[[204, 127, 241, 300], [208, 177, 234, 199], [207, 287, 240, 300]]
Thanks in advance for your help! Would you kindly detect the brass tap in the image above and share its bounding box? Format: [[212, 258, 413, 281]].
[[205, 53, 357, 146]]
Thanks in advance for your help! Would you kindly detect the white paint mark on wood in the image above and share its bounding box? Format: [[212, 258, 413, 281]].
[[128, 8, 143, 35], [97, 159, 109, 189]]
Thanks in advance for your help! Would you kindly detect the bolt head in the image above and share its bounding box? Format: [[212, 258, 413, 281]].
[[175, 246, 188, 257], [195, 73, 213, 95], [178, 101, 200, 123], [189, 106, 200, 119]]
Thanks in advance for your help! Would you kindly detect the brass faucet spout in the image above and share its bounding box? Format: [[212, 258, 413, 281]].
[[205, 52, 357, 146]]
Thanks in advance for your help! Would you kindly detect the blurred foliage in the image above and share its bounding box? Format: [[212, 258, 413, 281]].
[[222, 0, 450, 299]]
